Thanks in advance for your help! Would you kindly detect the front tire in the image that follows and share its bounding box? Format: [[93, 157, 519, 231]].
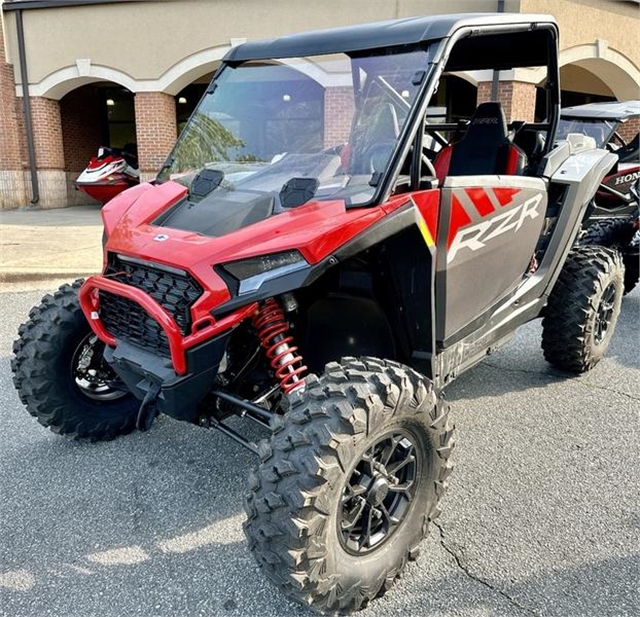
[[11, 281, 139, 440], [244, 358, 454, 613], [542, 246, 624, 373]]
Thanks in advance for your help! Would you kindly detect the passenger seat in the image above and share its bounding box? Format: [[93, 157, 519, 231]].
[[433, 102, 527, 181]]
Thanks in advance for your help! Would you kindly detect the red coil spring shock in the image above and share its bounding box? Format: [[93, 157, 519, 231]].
[[252, 298, 307, 394]]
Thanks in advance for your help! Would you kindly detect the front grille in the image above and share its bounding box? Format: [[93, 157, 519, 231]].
[[99, 291, 171, 356], [100, 254, 203, 356]]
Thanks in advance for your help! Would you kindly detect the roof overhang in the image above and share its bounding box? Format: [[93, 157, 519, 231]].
[[223, 13, 558, 65], [561, 100, 640, 121], [2, 0, 141, 11]]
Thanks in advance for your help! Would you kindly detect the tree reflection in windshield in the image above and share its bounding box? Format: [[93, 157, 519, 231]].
[[173, 113, 252, 173], [158, 47, 432, 207]]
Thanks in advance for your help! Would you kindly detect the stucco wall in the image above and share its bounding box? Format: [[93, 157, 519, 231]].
[[523, 0, 639, 67], [4, 0, 520, 89]]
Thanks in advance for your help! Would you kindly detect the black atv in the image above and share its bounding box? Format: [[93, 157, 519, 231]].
[[12, 13, 625, 614]]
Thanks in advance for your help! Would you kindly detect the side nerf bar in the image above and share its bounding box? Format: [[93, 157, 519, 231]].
[[78, 276, 257, 375]]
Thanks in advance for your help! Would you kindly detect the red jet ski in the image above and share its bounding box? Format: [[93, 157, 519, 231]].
[[74, 145, 139, 204]]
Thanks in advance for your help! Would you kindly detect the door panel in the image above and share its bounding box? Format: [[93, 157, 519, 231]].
[[435, 176, 547, 342]]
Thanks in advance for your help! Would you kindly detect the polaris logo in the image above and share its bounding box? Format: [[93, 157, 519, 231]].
[[448, 194, 543, 263], [472, 117, 499, 125], [614, 171, 639, 186], [154, 234, 170, 242]]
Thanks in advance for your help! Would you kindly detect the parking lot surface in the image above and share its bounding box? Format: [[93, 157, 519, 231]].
[[1, 287, 638, 617]]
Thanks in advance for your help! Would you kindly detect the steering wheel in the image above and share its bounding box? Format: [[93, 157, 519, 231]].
[[421, 150, 438, 179]]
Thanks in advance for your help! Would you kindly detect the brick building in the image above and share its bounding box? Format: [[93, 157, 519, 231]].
[[0, 0, 639, 209]]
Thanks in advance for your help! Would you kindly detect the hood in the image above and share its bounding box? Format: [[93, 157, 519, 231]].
[[101, 181, 395, 310]]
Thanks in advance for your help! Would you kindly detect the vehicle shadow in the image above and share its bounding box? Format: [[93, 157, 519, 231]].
[[2, 483, 637, 617], [2, 292, 637, 617], [446, 289, 639, 403], [444, 322, 568, 404], [608, 292, 640, 371]]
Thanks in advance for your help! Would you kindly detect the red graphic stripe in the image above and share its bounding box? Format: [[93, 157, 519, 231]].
[[447, 194, 472, 248], [465, 187, 495, 217], [412, 189, 440, 240], [493, 187, 521, 207]]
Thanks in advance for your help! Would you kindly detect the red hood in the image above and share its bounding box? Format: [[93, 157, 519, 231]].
[[101, 181, 404, 308]]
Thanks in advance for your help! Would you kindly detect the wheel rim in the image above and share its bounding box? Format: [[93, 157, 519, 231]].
[[71, 333, 127, 402], [594, 282, 616, 345], [338, 431, 419, 555]]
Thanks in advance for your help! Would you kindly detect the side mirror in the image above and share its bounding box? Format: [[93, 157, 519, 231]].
[[280, 177, 319, 208]]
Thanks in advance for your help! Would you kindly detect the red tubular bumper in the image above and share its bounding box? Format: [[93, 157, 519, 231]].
[[78, 276, 257, 376]]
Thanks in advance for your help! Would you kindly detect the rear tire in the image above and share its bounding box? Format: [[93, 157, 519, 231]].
[[542, 246, 624, 373], [582, 218, 639, 293], [244, 357, 454, 613], [11, 280, 139, 440]]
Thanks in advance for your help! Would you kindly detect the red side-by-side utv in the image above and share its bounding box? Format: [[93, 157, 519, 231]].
[[12, 13, 625, 613]]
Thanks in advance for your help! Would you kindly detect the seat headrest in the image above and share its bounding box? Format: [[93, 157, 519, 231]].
[[467, 102, 508, 138], [514, 129, 544, 161]]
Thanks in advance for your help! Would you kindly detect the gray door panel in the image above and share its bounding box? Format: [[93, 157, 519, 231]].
[[436, 176, 547, 342]]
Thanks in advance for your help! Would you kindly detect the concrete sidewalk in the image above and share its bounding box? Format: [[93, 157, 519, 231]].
[[0, 205, 104, 291]]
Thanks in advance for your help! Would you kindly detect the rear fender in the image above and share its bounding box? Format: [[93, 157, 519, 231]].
[[542, 147, 618, 294]]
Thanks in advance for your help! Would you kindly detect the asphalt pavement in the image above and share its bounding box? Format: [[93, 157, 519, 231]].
[[0, 285, 639, 617]]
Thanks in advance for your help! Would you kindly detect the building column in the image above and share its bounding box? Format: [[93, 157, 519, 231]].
[[29, 96, 68, 208], [617, 117, 640, 143], [135, 92, 177, 181], [0, 24, 27, 209], [477, 80, 537, 123], [324, 86, 355, 148]]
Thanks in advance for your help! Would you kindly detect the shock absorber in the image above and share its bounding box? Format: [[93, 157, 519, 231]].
[[252, 297, 307, 394]]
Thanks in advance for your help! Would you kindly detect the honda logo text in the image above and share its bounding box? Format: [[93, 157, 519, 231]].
[[614, 171, 639, 186]]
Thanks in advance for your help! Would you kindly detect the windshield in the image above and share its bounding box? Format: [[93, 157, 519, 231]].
[[156, 47, 432, 234], [557, 117, 617, 148]]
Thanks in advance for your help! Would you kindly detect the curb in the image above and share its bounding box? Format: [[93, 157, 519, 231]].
[[0, 271, 97, 284]]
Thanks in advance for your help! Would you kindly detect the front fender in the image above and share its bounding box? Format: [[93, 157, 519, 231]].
[[101, 182, 155, 238]]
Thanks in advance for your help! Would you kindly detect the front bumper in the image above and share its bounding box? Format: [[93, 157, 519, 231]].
[[79, 275, 256, 375], [104, 335, 228, 423], [78, 275, 257, 422]]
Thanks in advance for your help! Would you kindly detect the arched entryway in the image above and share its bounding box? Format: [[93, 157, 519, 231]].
[[558, 63, 615, 107], [60, 82, 136, 205], [546, 43, 640, 105]]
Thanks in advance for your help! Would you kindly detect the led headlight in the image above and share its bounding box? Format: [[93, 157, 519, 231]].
[[221, 250, 308, 294]]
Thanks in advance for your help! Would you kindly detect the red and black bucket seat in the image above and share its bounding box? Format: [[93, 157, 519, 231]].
[[434, 102, 526, 181]]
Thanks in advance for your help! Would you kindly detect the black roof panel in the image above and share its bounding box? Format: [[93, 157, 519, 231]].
[[224, 13, 557, 62]]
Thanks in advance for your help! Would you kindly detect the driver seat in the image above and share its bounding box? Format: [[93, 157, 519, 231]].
[[433, 102, 526, 181]]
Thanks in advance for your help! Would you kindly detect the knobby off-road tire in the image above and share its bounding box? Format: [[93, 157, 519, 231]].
[[582, 218, 639, 293], [542, 246, 624, 373], [244, 357, 454, 613], [11, 280, 139, 440]]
